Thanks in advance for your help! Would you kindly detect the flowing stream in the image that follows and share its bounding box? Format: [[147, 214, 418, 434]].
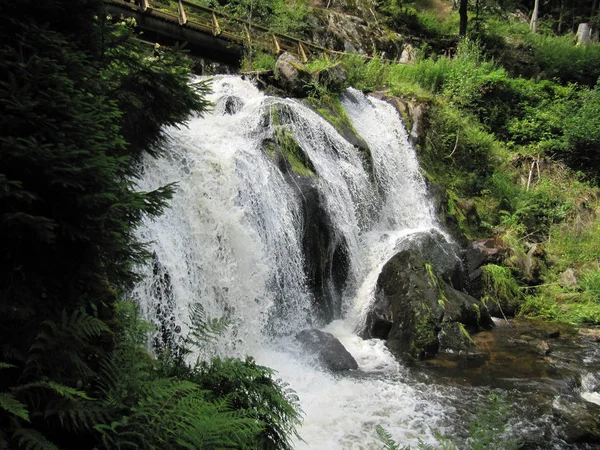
[[131, 76, 597, 449]]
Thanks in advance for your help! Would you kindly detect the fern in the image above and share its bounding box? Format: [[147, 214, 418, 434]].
[[185, 302, 230, 346], [45, 399, 111, 433], [12, 428, 59, 450], [99, 378, 261, 449], [0, 393, 30, 422], [13, 381, 92, 401], [376, 425, 403, 450]]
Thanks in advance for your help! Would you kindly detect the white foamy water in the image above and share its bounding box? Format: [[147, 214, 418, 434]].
[[132, 75, 456, 447]]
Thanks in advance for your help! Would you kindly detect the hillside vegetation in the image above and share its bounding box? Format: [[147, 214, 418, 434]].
[[240, 0, 600, 326]]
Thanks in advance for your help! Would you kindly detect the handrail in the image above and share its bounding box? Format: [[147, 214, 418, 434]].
[[104, 0, 394, 63]]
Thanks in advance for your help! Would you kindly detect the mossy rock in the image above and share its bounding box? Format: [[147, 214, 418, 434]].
[[366, 250, 493, 363], [304, 96, 374, 178]]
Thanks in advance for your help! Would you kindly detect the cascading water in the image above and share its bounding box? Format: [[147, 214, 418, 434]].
[[130, 75, 461, 447]]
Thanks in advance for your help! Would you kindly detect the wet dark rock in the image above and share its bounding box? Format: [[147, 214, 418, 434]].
[[274, 53, 311, 97], [553, 396, 600, 444], [285, 173, 348, 323], [537, 340, 552, 355], [311, 62, 347, 93], [296, 329, 359, 371], [215, 95, 244, 115], [463, 238, 508, 299], [438, 322, 476, 354], [363, 250, 493, 363], [548, 330, 561, 338]]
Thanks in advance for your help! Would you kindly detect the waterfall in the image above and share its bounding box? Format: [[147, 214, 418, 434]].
[[131, 75, 456, 447]]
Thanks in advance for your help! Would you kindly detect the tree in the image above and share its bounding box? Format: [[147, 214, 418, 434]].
[[460, 0, 469, 35], [530, 0, 540, 32]]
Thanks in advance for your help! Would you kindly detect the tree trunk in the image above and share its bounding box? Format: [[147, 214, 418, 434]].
[[459, 0, 468, 36], [592, 0, 598, 20], [530, 0, 540, 33], [558, 0, 564, 34]]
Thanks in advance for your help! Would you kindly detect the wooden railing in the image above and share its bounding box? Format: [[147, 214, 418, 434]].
[[105, 0, 334, 62]]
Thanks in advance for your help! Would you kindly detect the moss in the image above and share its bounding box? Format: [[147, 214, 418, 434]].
[[270, 105, 316, 178], [425, 262, 448, 308], [274, 126, 316, 178], [410, 303, 439, 359], [473, 303, 481, 325], [307, 96, 374, 176], [307, 96, 354, 137], [457, 322, 475, 346]]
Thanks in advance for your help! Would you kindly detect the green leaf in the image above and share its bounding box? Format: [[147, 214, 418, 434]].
[[0, 393, 30, 422]]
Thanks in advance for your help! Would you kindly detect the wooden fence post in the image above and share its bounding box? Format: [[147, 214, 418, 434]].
[[243, 24, 251, 45], [178, 0, 187, 25], [298, 42, 308, 63], [272, 35, 281, 54], [212, 12, 221, 36]]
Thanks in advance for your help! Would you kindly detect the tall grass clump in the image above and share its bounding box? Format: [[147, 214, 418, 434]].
[[482, 264, 524, 315], [343, 53, 391, 92], [529, 34, 600, 87], [241, 50, 277, 72]]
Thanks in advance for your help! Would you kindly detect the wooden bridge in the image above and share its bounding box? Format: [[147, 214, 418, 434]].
[[104, 0, 331, 65]]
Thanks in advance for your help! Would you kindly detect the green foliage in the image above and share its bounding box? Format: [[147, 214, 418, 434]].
[[529, 34, 600, 87], [482, 264, 524, 313], [343, 54, 391, 92], [195, 357, 303, 450], [0, 0, 302, 448], [376, 424, 402, 450], [560, 84, 600, 176], [241, 50, 277, 72], [218, 0, 310, 37], [97, 302, 302, 450], [467, 394, 520, 450]]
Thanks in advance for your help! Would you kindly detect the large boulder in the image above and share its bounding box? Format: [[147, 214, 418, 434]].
[[311, 62, 347, 93], [296, 329, 359, 371], [274, 53, 311, 97], [307, 9, 404, 60], [463, 238, 508, 299], [362, 250, 493, 362]]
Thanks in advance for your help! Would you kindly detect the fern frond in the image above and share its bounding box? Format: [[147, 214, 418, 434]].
[[185, 303, 229, 346], [13, 380, 92, 400], [12, 428, 60, 450], [376, 425, 403, 450], [63, 309, 110, 340], [0, 362, 16, 369], [45, 398, 111, 433], [0, 393, 30, 422]]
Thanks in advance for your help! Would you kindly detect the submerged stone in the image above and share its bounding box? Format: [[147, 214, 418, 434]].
[[296, 329, 359, 371]]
